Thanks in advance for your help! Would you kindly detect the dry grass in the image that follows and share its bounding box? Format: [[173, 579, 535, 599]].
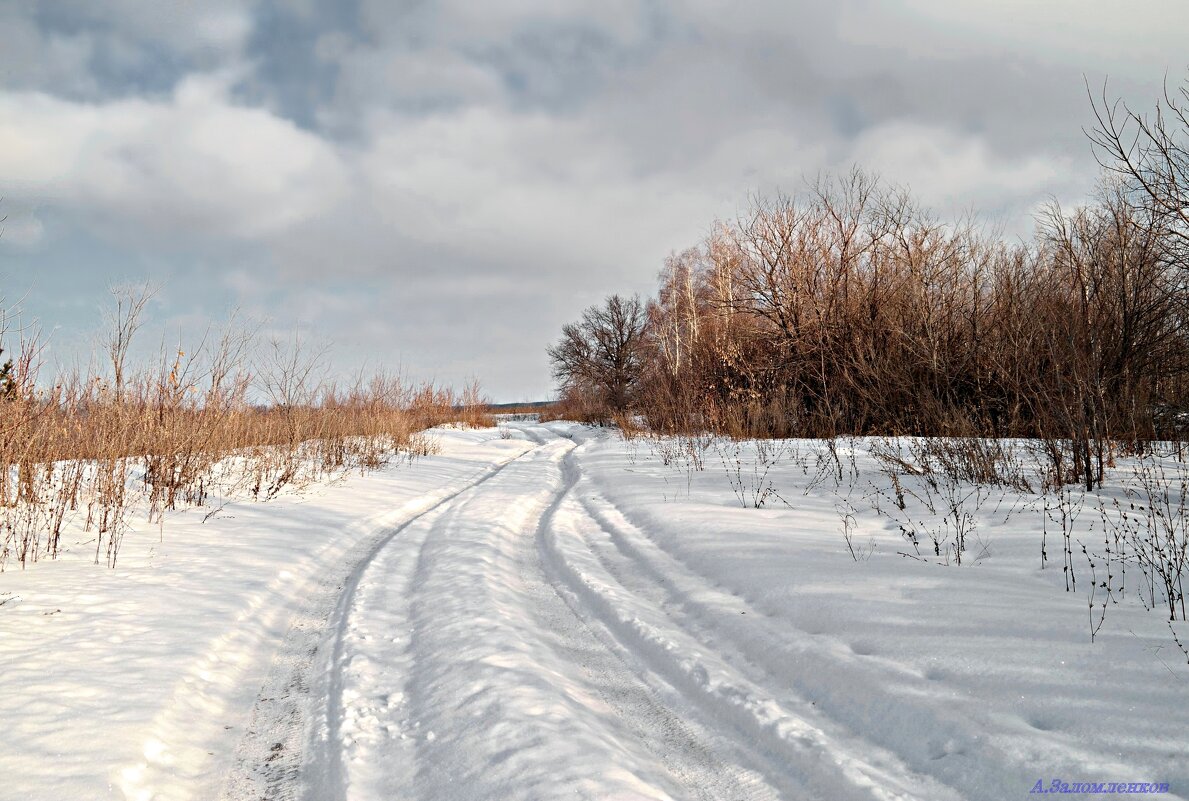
[[0, 310, 491, 571]]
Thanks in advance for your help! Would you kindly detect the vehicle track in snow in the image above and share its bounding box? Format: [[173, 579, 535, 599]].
[[542, 435, 962, 801], [219, 441, 537, 801], [227, 422, 966, 800], [516, 432, 778, 800], [315, 426, 776, 800]]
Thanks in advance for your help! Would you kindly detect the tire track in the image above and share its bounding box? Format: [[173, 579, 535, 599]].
[[390, 433, 752, 799], [538, 442, 962, 801], [219, 442, 540, 801], [330, 423, 776, 800], [230, 421, 949, 801], [524, 431, 781, 801]]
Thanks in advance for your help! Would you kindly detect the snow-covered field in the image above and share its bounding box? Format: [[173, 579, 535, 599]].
[[1, 422, 1185, 801]]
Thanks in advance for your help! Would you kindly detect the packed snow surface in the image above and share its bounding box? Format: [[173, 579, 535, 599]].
[[1, 422, 1185, 800]]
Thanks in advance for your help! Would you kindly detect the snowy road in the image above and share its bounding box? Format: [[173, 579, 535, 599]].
[[225, 423, 965, 801], [6, 422, 1180, 801]]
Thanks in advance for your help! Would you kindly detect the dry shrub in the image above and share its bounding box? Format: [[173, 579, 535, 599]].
[[555, 166, 1187, 492], [0, 299, 487, 571]]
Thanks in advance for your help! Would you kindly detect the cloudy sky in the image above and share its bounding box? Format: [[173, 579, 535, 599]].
[[1, 1, 1186, 400]]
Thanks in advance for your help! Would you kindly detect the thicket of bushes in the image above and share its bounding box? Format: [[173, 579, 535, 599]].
[[550, 78, 1189, 491]]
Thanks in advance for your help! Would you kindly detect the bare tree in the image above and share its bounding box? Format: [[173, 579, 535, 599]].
[[548, 294, 647, 416], [1088, 75, 1189, 266], [207, 308, 259, 410], [102, 282, 158, 402], [256, 330, 329, 409]]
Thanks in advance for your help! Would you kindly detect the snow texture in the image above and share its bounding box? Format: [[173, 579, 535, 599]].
[[1, 422, 1186, 801]]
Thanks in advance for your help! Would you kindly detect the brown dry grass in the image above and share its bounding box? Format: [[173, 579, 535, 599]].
[[0, 314, 492, 570]]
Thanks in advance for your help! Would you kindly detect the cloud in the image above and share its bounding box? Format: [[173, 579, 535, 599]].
[[0, 204, 44, 248], [0, 72, 348, 243], [0, 1, 254, 101], [2, 0, 1189, 399], [849, 121, 1071, 221]]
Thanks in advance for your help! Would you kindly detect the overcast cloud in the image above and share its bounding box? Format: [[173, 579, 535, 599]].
[[1, 0, 1186, 400]]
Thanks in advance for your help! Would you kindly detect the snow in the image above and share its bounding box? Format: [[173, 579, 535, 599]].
[[2, 421, 1186, 800], [0, 427, 533, 801], [569, 431, 1188, 799]]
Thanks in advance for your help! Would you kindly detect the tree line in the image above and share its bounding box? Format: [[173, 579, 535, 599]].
[[548, 77, 1189, 490]]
